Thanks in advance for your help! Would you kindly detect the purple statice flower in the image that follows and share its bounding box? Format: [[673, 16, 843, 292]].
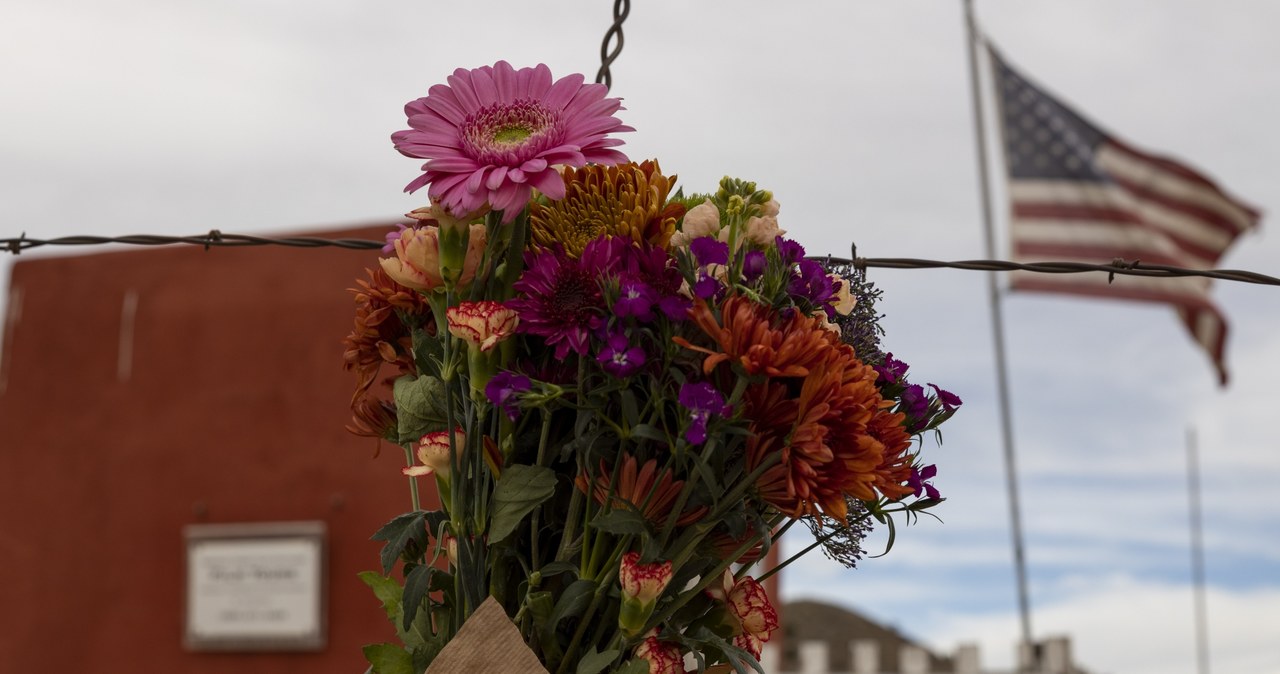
[[596, 333, 646, 378], [873, 352, 910, 385], [486, 371, 532, 421], [508, 246, 605, 359], [929, 384, 963, 413], [614, 278, 658, 322], [690, 236, 729, 266], [678, 381, 731, 445], [789, 258, 836, 312], [908, 464, 941, 500], [742, 250, 767, 280], [382, 223, 409, 254]]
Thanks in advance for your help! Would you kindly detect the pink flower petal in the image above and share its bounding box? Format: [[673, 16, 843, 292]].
[[485, 166, 509, 190], [543, 72, 586, 110], [529, 169, 566, 200]]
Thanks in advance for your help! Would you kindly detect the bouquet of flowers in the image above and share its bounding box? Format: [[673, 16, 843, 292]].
[[343, 61, 960, 674]]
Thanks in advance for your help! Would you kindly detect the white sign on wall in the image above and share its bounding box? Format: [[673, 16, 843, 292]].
[[184, 521, 327, 651]]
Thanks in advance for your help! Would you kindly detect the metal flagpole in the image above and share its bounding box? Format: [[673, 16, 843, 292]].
[[1187, 428, 1211, 674], [962, 0, 1035, 665]]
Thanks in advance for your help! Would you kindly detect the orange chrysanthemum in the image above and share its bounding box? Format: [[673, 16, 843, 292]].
[[682, 296, 909, 519], [574, 454, 707, 527], [342, 266, 431, 404], [675, 295, 835, 378], [528, 160, 685, 258]]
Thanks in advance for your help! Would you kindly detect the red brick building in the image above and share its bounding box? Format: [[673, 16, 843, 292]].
[[0, 226, 780, 672], [0, 225, 423, 673]]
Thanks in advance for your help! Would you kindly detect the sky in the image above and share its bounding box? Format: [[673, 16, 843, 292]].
[[2, 2, 1277, 673]]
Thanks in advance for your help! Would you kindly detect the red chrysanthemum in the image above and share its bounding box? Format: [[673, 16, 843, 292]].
[[392, 61, 633, 220]]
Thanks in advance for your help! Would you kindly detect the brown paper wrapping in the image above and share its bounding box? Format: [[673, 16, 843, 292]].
[[424, 597, 550, 674]]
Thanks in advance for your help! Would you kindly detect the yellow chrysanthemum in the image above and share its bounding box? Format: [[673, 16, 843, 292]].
[[528, 160, 685, 258]]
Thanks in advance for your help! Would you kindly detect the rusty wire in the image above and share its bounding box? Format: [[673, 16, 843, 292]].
[[594, 0, 630, 89], [2, 232, 1277, 287]]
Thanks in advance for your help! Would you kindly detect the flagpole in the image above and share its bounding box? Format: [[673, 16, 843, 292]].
[[1186, 427, 1211, 674], [962, 0, 1035, 664]]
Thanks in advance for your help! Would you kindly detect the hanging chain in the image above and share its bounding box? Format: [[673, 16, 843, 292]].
[[594, 0, 631, 89]]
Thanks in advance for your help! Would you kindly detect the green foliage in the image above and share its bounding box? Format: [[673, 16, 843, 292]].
[[371, 511, 428, 574], [362, 643, 415, 674], [394, 375, 450, 443], [489, 464, 558, 544]]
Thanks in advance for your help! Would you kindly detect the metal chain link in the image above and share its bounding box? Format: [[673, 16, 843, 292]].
[[594, 0, 631, 89]]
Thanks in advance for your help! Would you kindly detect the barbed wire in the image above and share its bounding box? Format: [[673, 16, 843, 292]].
[[2, 232, 1276, 287], [594, 0, 630, 90]]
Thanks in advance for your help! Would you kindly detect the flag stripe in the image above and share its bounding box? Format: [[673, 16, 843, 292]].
[[1010, 182, 1237, 259], [1012, 214, 1217, 265], [990, 45, 1258, 386]]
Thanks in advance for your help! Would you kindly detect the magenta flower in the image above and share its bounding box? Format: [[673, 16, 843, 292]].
[[678, 381, 730, 445], [485, 371, 532, 421], [508, 247, 604, 359], [909, 464, 941, 500], [597, 334, 646, 378], [392, 62, 633, 220]]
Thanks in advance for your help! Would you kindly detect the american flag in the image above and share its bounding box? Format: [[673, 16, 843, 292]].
[[990, 46, 1261, 386]]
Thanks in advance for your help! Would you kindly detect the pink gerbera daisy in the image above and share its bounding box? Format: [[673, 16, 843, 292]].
[[392, 61, 633, 221]]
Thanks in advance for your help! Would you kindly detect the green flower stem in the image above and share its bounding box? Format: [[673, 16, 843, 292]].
[[554, 537, 632, 674], [401, 444, 421, 513], [497, 209, 528, 302], [665, 451, 783, 574], [529, 409, 555, 573]]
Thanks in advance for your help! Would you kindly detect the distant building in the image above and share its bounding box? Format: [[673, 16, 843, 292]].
[[765, 600, 1090, 674]]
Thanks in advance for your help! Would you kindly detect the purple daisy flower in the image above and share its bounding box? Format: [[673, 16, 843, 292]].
[[485, 371, 532, 421], [392, 61, 633, 220], [508, 247, 604, 359]]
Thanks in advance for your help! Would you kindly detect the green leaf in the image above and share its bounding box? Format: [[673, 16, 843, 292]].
[[587, 508, 649, 536], [394, 374, 451, 444], [629, 424, 669, 443], [489, 464, 558, 544], [371, 511, 428, 574], [614, 660, 651, 674], [540, 579, 596, 669], [401, 564, 432, 633], [362, 643, 415, 674], [359, 571, 404, 623], [576, 647, 621, 674]]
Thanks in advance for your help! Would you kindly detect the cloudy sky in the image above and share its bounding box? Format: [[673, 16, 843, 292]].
[[2, 2, 1277, 673]]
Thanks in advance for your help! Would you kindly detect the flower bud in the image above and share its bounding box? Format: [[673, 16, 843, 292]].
[[617, 552, 673, 636]]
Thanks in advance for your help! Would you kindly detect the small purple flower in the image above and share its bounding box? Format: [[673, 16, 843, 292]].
[[615, 278, 659, 322], [928, 384, 963, 413], [597, 334, 647, 378], [742, 250, 767, 280], [776, 237, 806, 265], [693, 273, 722, 300], [873, 353, 910, 385], [678, 381, 731, 445], [658, 295, 692, 321], [900, 384, 930, 433], [789, 258, 835, 309], [485, 371, 532, 421], [690, 237, 729, 267], [382, 224, 409, 254], [908, 464, 941, 500]]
